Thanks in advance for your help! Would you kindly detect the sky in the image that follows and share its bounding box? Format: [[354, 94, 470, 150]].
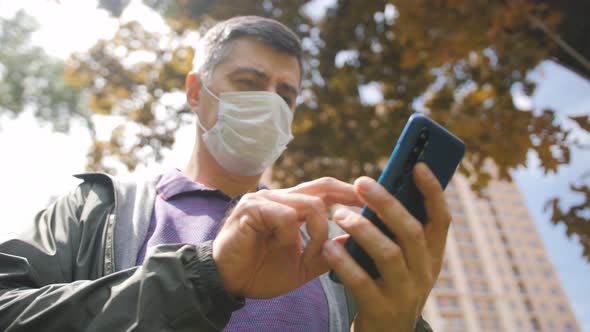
[[512, 60, 590, 331], [0, 0, 589, 330]]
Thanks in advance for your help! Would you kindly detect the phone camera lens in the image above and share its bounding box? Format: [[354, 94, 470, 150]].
[[419, 129, 429, 141]]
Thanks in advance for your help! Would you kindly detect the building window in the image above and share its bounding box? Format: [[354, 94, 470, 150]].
[[436, 278, 455, 290], [476, 266, 484, 275], [493, 319, 501, 330], [479, 318, 502, 331], [481, 283, 489, 293], [447, 193, 459, 202], [437, 296, 460, 310], [451, 317, 464, 328], [557, 304, 566, 313], [487, 300, 496, 312]]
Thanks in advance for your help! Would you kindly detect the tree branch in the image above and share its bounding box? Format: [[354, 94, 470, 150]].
[[525, 12, 590, 80]]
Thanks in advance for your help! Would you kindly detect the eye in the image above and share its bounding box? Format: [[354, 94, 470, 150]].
[[236, 78, 257, 89]]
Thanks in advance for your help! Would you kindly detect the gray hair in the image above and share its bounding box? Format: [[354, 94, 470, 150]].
[[192, 16, 303, 82]]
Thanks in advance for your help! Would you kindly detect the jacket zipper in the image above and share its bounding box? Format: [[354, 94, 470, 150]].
[[103, 211, 116, 275]]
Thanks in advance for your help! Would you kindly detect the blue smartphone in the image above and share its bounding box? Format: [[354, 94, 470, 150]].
[[330, 113, 465, 282]]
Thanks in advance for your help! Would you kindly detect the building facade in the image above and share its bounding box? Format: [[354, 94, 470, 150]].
[[423, 174, 581, 332]]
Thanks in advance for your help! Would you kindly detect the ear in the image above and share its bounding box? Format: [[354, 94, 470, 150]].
[[185, 72, 201, 111]]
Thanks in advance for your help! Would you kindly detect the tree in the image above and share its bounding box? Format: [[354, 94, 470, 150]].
[[33, 0, 590, 260], [64, 20, 193, 172], [547, 183, 590, 259], [0, 10, 88, 133]]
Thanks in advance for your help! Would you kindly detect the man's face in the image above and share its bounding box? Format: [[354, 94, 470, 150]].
[[191, 36, 301, 129]]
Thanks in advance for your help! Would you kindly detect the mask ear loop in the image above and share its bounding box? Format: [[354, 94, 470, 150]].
[[197, 84, 221, 133], [202, 84, 221, 102], [197, 118, 208, 133]]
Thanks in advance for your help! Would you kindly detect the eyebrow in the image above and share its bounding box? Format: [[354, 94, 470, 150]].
[[229, 66, 299, 96]]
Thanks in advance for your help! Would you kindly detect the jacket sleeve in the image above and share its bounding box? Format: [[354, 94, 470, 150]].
[[0, 182, 243, 332], [416, 316, 433, 332]]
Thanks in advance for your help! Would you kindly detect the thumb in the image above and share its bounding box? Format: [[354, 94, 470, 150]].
[[331, 234, 350, 245]]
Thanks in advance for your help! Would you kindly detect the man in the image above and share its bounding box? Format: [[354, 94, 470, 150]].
[[0, 16, 449, 331]]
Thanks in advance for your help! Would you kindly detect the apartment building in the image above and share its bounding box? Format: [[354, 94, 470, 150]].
[[423, 174, 580, 332]]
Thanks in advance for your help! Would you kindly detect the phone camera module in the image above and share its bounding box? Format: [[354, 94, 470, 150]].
[[418, 129, 429, 142]]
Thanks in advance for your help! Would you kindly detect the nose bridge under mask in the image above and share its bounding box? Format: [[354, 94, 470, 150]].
[[203, 84, 290, 111]]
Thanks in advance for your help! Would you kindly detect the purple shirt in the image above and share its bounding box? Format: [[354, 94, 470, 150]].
[[136, 169, 329, 332]]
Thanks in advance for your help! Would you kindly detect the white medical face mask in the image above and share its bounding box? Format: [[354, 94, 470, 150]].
[[198, 84, 294, 176]]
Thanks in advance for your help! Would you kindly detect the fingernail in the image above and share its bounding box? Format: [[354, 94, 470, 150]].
[[418, 163, 432, 178], [333, 208, 350, 221], [357, 177, 377, 195]]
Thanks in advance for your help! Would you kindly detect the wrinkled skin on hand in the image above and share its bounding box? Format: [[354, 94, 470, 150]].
[[212, 177, 363, 299], [323, 163, 451, 332]]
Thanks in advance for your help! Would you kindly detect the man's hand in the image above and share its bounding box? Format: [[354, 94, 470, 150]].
[[323, 163, 451, 332], [212, 177, 362, 299]]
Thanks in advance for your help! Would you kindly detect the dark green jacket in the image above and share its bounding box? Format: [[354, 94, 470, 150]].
[[0, 173, 432, 331]]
